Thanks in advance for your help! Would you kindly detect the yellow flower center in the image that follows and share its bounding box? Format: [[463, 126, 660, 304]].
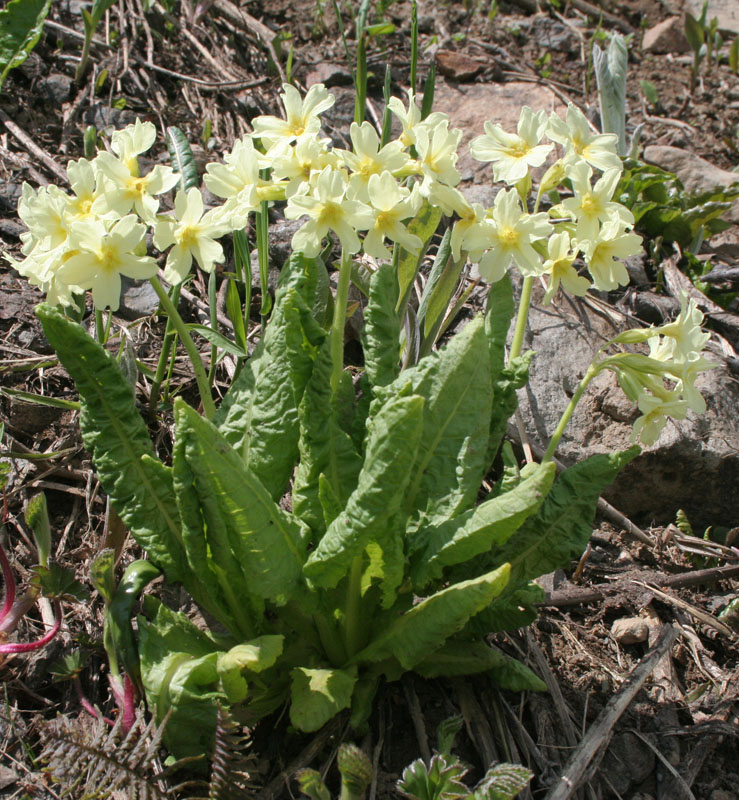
[[509, 141, 531, 158], [499, 226, 520, 247], [179, 225, 199, 248], [100, 244, 118, 272], [318, 202, 342, 227]]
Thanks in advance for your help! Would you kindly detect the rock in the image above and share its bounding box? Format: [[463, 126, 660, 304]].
[[684, 0, 739, 35], [0, 182, 23, 215], [529, 13, 579, 53], [118, 277, 160, 320], [642, 145, 739, 224], [37, 73, 74, 105], [642, 17, 691, 54], [433, 80, 566, 185], [435, 50, 483, 82], [711, 791, 737, 800], [304, 62, 353, 88], [513, 281, 739, 529], [268, 216, 303, 267], [611, 617, 650, 644]]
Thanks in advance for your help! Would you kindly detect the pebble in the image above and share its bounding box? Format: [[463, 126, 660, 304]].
[[642, 17, 691, 54], [611, 617, 650, 645]]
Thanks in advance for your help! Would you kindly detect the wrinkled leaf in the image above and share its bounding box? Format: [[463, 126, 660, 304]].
[[289, 665, 358, 732], [166, 125, 199, 191]]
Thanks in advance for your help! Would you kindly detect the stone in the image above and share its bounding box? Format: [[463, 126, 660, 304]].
[[304, 62, 353, 88], [37, 73, 74, 105], [512, 281, 739, 529], [642, 17, 691, 54], [529, 13, 578, 53], [684, 0, 739, 35], [611, 617, 650, 644], [117, 277, 160, 320], [435, 50, 483, 82], [432, 80, 566, 185], [642, 145, 739, 224]]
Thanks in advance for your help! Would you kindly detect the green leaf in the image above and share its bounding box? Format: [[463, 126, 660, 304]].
[[35, 304, 192, 586], [215, 287, 325, 500], [35, 564, 89, 601], [489, 448, 640, 587], [483, 275, 520, 465], [0, 0, 52, 92], [397, 201, 444, 311], [166, 126, 199, 191], [24, 493, 51, 568], [289, 665, 358, 732], [225, 278, 248, 355], [187, 323, 247, 358], [89, 548, 116, 606], [593, 33, 628, 155], [640, 79, 659, 107], [684, 13, 704, 54], [138, 597, 223, 760], [414, 639, 544, 690], [90, 0, 117, 27], [217, 635, 284, 703], [475, 763, 533, 800], [174, 399, 307, 610], [398, 754, 469, 800], [411, 462, 556, 587], [362, 262, 402, 391], [303, 394, 425, 588], [353, 564, 510, 670], [374, 316, 494, 529], [730, 38, 738, 74], [467, 583, 545, 635], [292, 339, 362, 536]]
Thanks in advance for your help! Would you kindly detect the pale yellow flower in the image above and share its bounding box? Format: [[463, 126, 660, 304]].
[[541, 232, 590, 304], [154, 188, 227, 283], [470, 106, 553, 185], [57, 215, 157, 310], [251, 83, 334, 148], [363, 172, 422, 260], [548, 104, 622, 173]]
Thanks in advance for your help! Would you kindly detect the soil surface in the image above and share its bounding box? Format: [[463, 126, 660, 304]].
[[1, 1, 738, 799]]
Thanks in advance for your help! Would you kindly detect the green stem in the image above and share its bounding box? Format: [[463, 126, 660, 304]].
[[330, 250, 352, 395], [343, 554, 364, 658], [509, 275, 533, 362], [207, 270, 218, 385], [314, 612, 348, 667], [542, 362, 600, 463], [148, 282, 181, 419], [149, 276, 216, 420], [94, 308, 106, 344]]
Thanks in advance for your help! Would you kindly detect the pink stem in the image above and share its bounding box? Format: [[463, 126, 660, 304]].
[[75, 677, 115, 726], [0, 597, 61, 654], [121, 674, 137, 733], [0, 544, 16, 623]]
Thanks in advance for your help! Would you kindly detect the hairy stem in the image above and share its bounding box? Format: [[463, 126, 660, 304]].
[[149, 275, 216, 419], [542, 363, 600, 463], [330, 250, 352, 395]]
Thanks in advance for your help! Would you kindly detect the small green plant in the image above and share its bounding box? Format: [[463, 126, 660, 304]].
[[397, 716, 533, 800], [76, 0, 118, 82], [730, 37, 739, 74], [684, 2, 721, 93], [639, 79, 660, 112], [297, 743, 373, 800], [592, 32, 629, 155], [0, 0, 52, 93]]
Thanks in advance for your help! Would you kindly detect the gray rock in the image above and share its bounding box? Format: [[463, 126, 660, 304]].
[[642, 145, 739, 223], [118, 277, 160, 320], [529, 13, 579, 53], [684, 0, 739, 35], [38, 73, 74, 105], [513, 281, 739, 529], [268, 216, 303, 267], [642, 17, 691, 54]]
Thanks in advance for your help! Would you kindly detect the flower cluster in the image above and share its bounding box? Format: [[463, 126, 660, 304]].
[[9, 83, 712, 446], [600, 294, 715, 445]]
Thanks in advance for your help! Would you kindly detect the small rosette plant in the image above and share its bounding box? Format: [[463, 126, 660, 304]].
[[12, 84, 715, 760]]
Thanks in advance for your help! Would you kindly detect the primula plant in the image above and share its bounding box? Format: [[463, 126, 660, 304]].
[[9, 82, 715, 760]]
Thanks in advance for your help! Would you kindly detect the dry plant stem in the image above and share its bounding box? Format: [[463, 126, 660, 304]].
[[0, 110, 69, 186], [402, 677, 432, 765], [543, 563, 739, 608], [544, 623, 679, 800]]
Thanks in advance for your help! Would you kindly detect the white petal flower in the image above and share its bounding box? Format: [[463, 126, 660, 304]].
[[252, 83, 335, 148], [470, 106, 553, 185], [562, 162, 633, 241], [548, 104, 622, 172], [580, 220, 641, 291]]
